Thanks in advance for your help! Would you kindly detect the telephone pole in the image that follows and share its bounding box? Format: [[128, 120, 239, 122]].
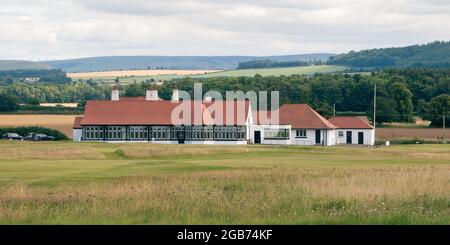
[[373, 83, 377, 136], [444, 115, 446, 143], [333, 104, 336, 117]]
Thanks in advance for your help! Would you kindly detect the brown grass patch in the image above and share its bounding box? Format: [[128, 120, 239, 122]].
[[0, 142, 104, 160]]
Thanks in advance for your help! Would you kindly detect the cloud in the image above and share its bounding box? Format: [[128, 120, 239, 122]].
[[0, 0, 449, 60]]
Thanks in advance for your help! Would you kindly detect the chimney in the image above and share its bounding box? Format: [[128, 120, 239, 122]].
[[111, 85, 119, 101], [204, 96, 213, 103], [146, 85, 159, 101], [171, 84, 179, 102]]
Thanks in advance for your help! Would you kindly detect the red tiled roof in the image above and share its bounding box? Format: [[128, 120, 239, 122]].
[[73, 116, 83, 129], [120, 96, 146, 101], [329, 116, 373, 129], [279, 104, 337, 129], [80, 100, 250, 126]]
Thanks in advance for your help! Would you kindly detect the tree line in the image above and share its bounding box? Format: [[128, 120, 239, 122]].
[[0, 69, 71, 84], [237, 59, 325, 69], [0, 68, 448, 126]]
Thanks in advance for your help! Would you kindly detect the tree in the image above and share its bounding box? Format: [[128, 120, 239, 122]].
[[124, 82, 145, 97], [0, 93, 19, 112], [315, 102, 334, 118], [426, 94, 450, 127], [26, 97, 40, 105], [374, 97, 398, 123], [388, 82, 414, 122]]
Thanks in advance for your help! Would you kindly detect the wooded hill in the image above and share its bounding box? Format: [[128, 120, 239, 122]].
[[328, 41, 450, 68]]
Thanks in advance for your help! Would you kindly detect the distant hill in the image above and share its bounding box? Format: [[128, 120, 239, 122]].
[[0, 60, 53, 71], [328, 41, 450, 68], [42, 54, 334, 72]]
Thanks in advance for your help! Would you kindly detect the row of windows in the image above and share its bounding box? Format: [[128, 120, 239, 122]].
[[264, 129, 290, 140], [82, 126, 246, 140]]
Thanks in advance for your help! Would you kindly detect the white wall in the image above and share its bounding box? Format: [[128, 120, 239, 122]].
[[335, 129, 374, 145], [290, 129, 335, 146], [249, 124, 291, 145], [72, 129, 82, 142]]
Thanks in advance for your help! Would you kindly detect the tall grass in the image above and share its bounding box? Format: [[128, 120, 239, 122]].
[[0, 166, 448, 224]]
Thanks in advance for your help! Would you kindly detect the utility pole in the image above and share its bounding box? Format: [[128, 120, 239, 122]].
[[444, 115, 446, 143], [373, 83, 377, 136], [333, 104, 336, 117]]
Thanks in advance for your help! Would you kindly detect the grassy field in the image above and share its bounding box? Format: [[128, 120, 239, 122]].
[[68, 69, 222, 84], [70, 65, 346, 84], [192, 65, 346, 78], [0, 115, 79, 137], [0, 141, 448, 224]]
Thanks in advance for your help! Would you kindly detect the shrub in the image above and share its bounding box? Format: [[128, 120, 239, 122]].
[[0, 126, 68, 141], [0, 94, 18, 112]]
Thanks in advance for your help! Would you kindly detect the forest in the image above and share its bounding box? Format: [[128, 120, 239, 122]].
[[328, 41, 450, 68], [0, 69, 71, 84]]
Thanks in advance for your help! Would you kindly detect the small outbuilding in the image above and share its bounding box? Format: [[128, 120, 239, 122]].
[[328, 116, 375, 145]]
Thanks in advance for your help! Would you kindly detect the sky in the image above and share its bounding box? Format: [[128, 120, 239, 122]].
[[1, 0, 450, 60]]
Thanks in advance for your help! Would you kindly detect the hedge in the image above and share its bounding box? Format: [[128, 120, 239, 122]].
[[0, 126, 68, 141]]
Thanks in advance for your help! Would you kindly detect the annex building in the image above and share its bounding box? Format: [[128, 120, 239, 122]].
[[73, 87, 374, 146]]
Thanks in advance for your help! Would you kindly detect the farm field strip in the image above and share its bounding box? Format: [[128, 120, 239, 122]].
[[0, 115, 79, 138], [67, 69, 223, 79]]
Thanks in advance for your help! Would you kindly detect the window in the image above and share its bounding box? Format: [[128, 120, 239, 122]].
[[338, 131, 344, 137], [296, 129, 307, 138], [264, 129, 290, 140], [106, 126, 125, 140], [152, 126, 170, 140], [129, 126, 147, 140], [83, 126, 103, 140]]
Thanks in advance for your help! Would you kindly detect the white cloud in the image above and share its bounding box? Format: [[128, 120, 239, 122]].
[[0, 0, 449, 60]]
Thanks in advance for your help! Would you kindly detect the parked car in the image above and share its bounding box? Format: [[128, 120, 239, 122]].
[[24, 133, 55, 141], [2, 133, 24, 140]]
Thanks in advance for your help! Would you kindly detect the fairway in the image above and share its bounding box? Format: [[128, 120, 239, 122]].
[[0, 141, 448, 224]]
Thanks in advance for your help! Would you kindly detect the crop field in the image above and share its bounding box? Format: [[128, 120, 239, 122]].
[[0, 141, 448, 224], [192, 65, 346, 78], [68, 65, 346, 84], [0, 115, 79, 137], [67, 69, 223, 79], [67, 69, 223, 83], [377, 128, 446, 139]]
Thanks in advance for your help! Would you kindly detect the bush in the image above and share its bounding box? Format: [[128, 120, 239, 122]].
[[0, 93, 19, 112], [0, 126, 68, 141], [26, 97, 40, 105]]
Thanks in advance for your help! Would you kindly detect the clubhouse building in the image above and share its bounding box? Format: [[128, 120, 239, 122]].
[[73, 87, 374, 146]]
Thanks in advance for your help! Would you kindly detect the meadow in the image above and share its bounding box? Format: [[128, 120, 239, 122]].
[[67, 69, 223, 84], [69, 65, 346, 84], [0, 141, 448, 224], [192, 65, 346, 78]]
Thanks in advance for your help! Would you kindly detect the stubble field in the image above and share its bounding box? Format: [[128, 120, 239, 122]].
[[0, 141, 448, 224], [0, 115, 79, 137]]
